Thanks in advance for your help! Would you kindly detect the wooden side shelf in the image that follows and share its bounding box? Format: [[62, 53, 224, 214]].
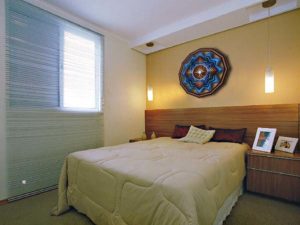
[[129, 138, 150, 143], [0, 199, 8, 206], [247, 150, 300, 203]]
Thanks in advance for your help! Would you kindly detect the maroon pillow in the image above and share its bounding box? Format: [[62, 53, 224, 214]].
[[172, 125, 206, 138], [209, 127, 247, 144]]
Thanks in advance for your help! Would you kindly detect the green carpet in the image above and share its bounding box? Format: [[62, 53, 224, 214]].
[[0, 190, 299, 225]]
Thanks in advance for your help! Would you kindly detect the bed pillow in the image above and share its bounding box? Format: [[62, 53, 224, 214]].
[[172, 124, 206, 138], [209, 127, 247, 144], [178, 126, 215, 144]]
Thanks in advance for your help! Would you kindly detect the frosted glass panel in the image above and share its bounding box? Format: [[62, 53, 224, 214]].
[[6, 0, 104, 198]]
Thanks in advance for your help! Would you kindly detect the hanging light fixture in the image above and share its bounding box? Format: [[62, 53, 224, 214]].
[[265, 66, 274, 93], [147, 85, 153, 101], [263, 0, 276, 93]]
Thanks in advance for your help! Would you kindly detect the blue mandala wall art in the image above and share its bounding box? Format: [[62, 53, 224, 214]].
[[179, 48, 230, 98]]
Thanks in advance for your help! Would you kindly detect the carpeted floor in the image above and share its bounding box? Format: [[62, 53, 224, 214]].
[[0, 190, 299, 225]]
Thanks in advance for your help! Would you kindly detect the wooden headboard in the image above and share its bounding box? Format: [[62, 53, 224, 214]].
[[145, 104, 300, 148]]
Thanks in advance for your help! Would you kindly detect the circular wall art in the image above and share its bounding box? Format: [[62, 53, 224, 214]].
[[179, 48, 230, 98]]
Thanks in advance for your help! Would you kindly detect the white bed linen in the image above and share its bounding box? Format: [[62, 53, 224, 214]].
[[52, 137, 249, 225]]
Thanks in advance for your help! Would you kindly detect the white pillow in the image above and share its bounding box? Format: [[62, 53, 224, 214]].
[[178, 125, 215, 144]]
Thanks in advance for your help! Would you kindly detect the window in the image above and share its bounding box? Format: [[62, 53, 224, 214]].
[[6, 0, 103, 112], [62, 30, 101, 111], [6, 0, 104, 199]]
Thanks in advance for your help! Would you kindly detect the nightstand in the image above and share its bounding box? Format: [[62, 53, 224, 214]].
[[129, 138, 145, 143], [247, 150, 300, 203]]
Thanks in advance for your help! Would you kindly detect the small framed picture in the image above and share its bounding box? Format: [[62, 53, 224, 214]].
[[252, 127, 277, 152], [275, 136, 298, 153]]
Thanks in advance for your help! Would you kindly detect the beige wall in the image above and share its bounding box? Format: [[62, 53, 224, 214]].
[[104, 36, 146, 146], [146, 9, 300, 110]]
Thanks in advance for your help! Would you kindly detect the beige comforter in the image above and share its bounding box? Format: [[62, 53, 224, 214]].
[[52, 137, 248, 225]]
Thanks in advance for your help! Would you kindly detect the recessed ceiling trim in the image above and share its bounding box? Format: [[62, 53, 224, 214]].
[[130, 0, 263, 48], [249, 0, 298, 22], [31, 0, 300, 55]]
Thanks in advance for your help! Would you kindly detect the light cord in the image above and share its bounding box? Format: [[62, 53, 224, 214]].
[[267, 7, 271, 67]]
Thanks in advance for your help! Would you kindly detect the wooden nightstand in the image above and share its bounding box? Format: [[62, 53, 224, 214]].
[[129, 138, 146, 143], [247, 150, 300, 203]]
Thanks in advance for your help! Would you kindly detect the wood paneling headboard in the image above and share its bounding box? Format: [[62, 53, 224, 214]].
[[145, 104, 300, 148]]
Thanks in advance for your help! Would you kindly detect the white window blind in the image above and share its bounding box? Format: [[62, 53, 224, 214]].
[[5, 0, 104, 198], [62, 31, 100, 110]]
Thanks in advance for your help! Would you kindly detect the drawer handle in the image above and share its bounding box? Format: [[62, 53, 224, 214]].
[[249, 154, 300, 161], [248, 167, 300, 178]]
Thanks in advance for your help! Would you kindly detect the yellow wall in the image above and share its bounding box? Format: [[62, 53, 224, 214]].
[[146, 9, 300, 110]]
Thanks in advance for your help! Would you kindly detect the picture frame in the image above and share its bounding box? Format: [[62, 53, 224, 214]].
[[252, 127, 277, 152], [275, 136, 298, 153]]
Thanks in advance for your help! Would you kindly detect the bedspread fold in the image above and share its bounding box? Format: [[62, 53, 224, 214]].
[[51, 159, 69, 215]]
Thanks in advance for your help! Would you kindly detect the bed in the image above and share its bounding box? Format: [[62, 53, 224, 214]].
[[52, 137, 249, 225]]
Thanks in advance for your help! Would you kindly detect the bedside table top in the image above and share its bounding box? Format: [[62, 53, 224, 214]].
[[248, 149, 300, 160], [129, 138, 149, 143]]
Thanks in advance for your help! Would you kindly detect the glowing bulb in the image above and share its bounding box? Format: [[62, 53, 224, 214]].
[[147, 86, 153, 101], [265, 67, 274, 93]]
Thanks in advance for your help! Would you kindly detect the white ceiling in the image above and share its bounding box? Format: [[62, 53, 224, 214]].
[[42, 0, 300, 54]]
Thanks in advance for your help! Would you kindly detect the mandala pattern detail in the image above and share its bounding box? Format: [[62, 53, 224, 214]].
[[179, 48, 230, 98]]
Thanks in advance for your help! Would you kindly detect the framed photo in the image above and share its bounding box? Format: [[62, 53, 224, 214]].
[[252, 127, 277, 152], [275, 136, 298, 153]]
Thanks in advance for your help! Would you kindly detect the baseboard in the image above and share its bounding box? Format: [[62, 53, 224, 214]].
[[0, 199, 8, 205], [8, 185, 57, 202]]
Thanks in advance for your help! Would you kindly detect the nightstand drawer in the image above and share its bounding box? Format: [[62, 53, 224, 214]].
[[248, 154, 300, 177], [247, 169, 300, 203], [247, 150, 300, 203]]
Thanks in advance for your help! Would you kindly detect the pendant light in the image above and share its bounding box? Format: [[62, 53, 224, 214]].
[[147, 85, 153, 101], [263, 0, 276, 93]]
